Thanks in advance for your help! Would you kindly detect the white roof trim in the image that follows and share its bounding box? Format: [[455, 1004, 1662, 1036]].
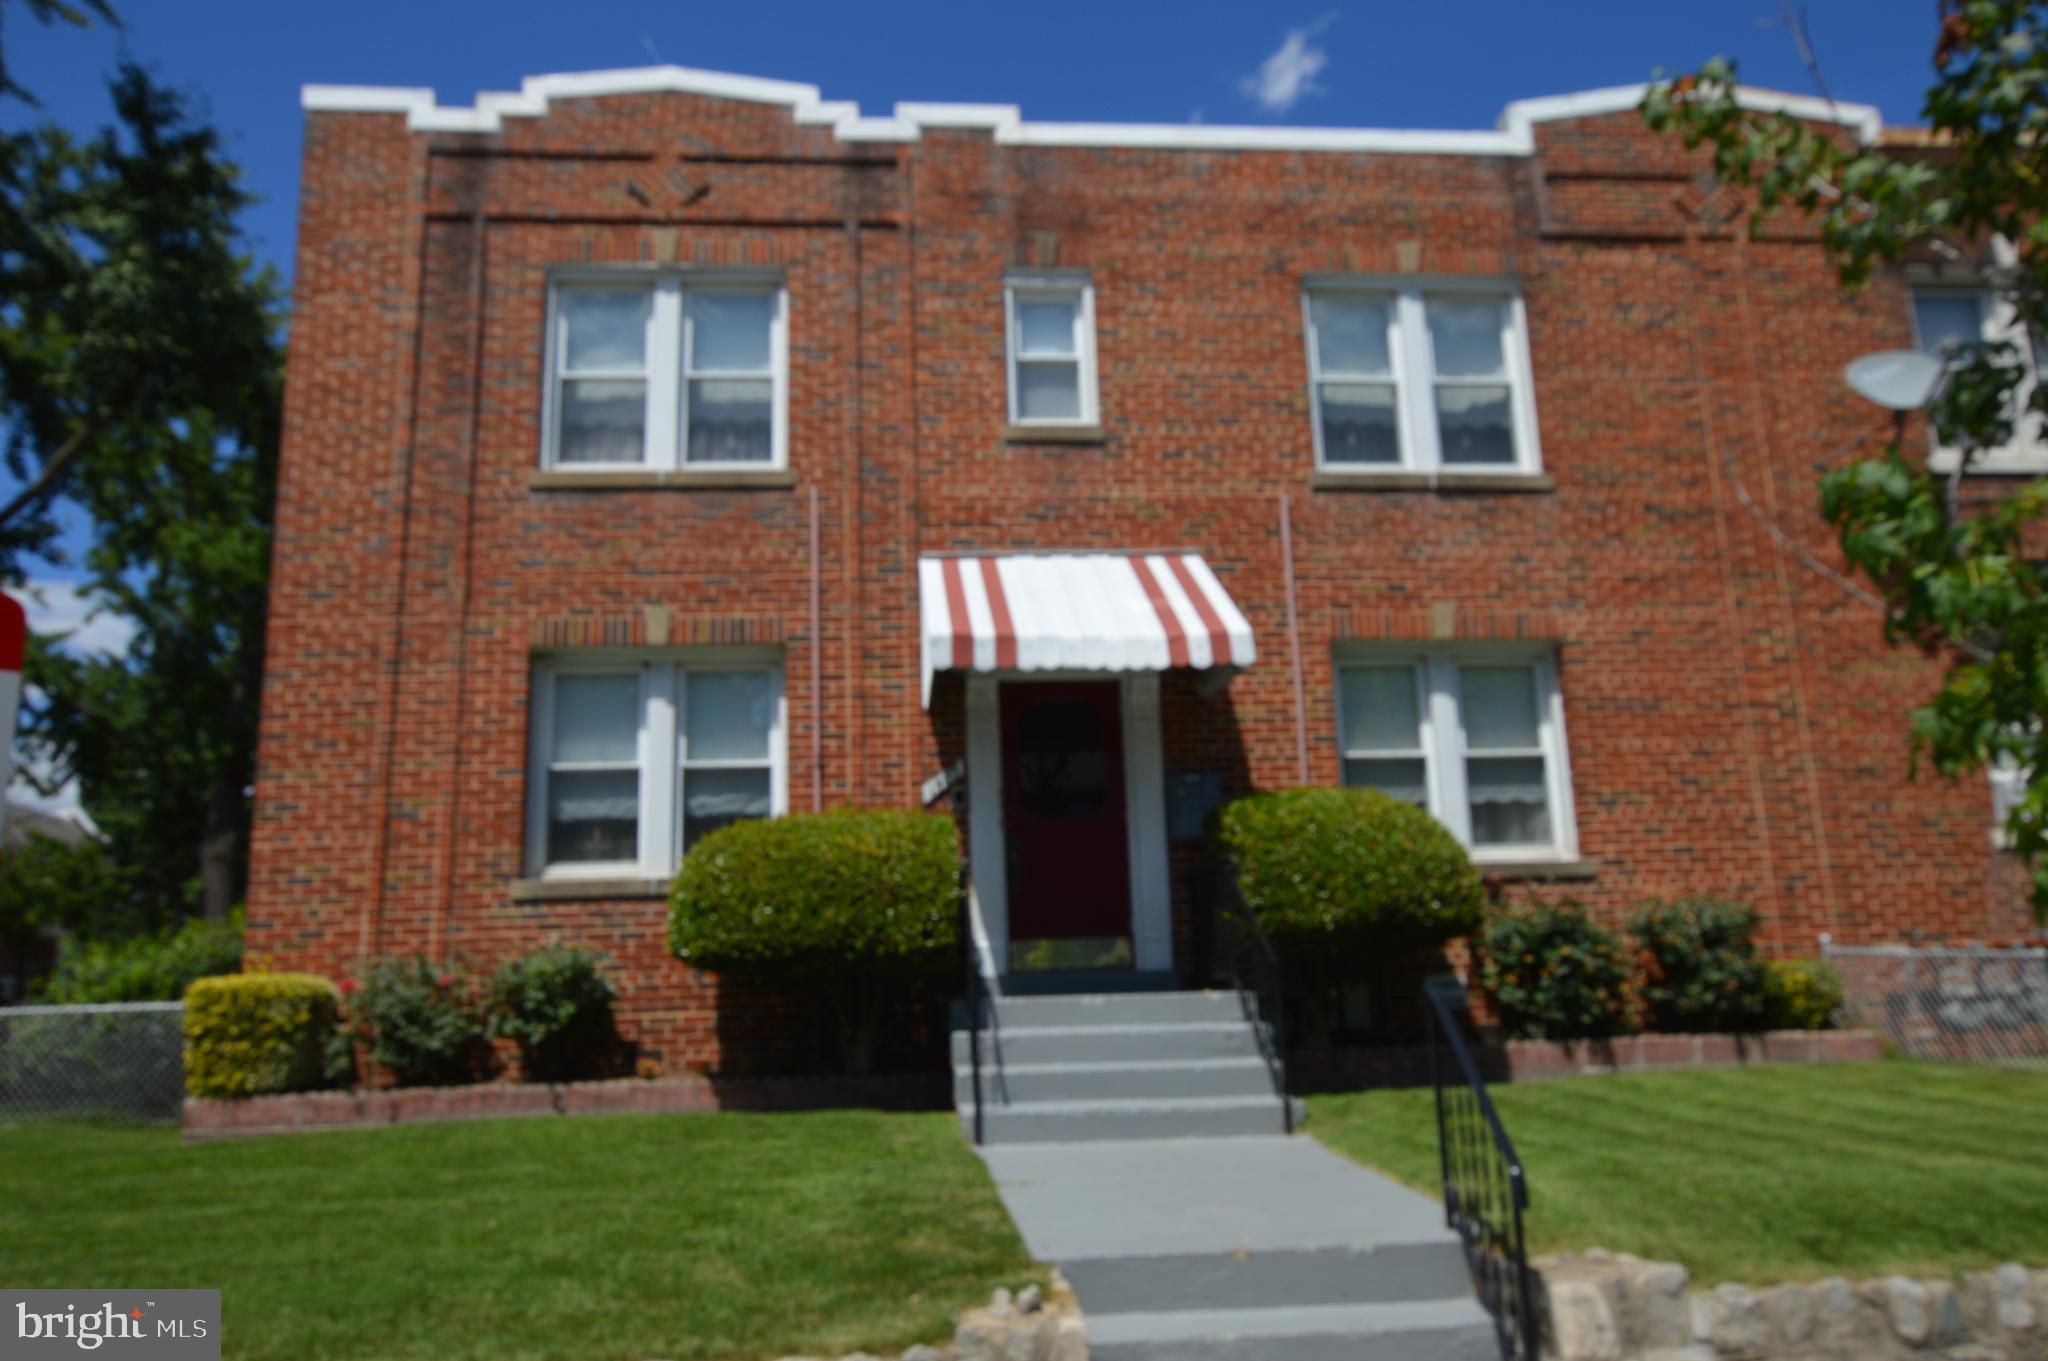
[[299, 66, 1886, 154]]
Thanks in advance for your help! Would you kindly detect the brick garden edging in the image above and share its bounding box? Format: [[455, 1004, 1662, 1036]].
[[1290, 1028, 1884, 1092], [183, 1071, 947, 1141]]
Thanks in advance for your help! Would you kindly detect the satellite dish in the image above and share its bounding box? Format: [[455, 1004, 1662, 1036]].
[[1845, 349, 1946, 412]]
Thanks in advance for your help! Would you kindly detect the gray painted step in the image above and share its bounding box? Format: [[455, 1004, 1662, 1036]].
[[1059, 1241, 1471, 1314], [951, 1021, 1263, 1066], [954, 1057, 1278, 1105], [991, 990, 1251, 1029], [1085, 1299, 1498, 1361], [966, 1095, 1290, 1144]]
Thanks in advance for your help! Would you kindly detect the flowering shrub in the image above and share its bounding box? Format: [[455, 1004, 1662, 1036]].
[[1479, 899, 1635, 1040], [485, 943, 618, 1082], [1630, 899, 1769, 1034], [344, 956, 489, 1086]]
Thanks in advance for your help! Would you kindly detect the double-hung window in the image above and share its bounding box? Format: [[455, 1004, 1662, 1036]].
[[545, 275, 787, 471], [1336, 651, 1577, 861], [529, 658, 785, 878], [1304, 286, 1540, 475], [1910, 283, 2048, 472], [1005, 277, 1098, 427]]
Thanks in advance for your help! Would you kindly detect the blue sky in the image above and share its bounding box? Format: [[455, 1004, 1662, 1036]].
[[0, 0, 1947, 814]]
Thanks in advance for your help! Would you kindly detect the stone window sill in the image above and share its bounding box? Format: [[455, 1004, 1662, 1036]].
[[1310, 470, 1556, 493], [1004, 424, 1107, 445], [1475, 858, 1598, 882], [508, 877, 669, 903], [528, 469, 796, 491]]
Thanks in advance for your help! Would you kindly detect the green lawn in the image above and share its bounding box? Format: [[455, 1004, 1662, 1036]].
[[0, 1111, 1040, 1361], [1308, 1062, 2048, 1285]]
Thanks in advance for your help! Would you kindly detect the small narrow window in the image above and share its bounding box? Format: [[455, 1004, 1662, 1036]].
[[1307, 296, 1401, 465], [1338, 665, 1429, 805], [1006, 280, 1097, 426], [544, 672, 642, 865], [555, 287, 653, 465], [1426, 299, 1517, 467], [680, 669, 777, 850], [684, 290, 778, 466], [1458, 664, 1553, 848]]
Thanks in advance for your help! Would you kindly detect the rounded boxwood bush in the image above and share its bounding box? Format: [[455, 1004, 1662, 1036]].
[[1217, 786, 1484, 961], [669, 808, 959, 977], [1479, 898, 1634, 1040], [184, 972, 340, 1099], [1630, 898, 1769, 1033]]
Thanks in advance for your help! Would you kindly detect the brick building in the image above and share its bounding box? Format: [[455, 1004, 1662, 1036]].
[[249, 67, 2035, 1072]]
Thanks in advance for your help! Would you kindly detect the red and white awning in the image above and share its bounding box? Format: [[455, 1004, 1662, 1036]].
[[919, 552, 1256, 706]]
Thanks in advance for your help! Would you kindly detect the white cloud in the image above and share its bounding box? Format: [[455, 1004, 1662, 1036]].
[[1239, 15, 1337, 115], [5, 580, 134, 829]]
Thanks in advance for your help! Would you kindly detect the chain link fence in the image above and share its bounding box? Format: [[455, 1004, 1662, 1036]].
[[0, 1001, 185, 1122], [1822, 937, 2048, 1072]]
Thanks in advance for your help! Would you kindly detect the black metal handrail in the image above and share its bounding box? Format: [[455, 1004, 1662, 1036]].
[[1424, 974, 1535, 1361], [1209, 857, 1292, 1133], [959, 884, 987, 1145]]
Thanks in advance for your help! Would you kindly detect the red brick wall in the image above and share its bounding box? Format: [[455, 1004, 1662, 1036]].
[[247, 87, 2034, 1074]]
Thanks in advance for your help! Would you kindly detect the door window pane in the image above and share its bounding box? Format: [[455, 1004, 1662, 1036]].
[[1467, 755, 1551, 845], [1318, 383, 1399, 464], [686, 671, 774, 761], [1312, 296, 1393, 375], [688, 292, 773, 371], [1344, 757, 1429, 807], [686, 379, 773, 463], [1427, 299, 1507, 378], [1017, 298, 1079, 357], [558, 379, 647, 464], [1913, 291, 1985, 355], [1340, 667, 1421, 752], [1461, 666, 1541, 750], [552, 674, 640, 762], [1435, 385, 1515, 465], [562, 289, 649, 371], [547, 769, 639, 863], [683, 768, 772, 849], [1017, 362, 1083, 420]]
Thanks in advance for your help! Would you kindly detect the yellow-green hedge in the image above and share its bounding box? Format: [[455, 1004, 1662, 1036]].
[[183, 973, 340, 1099]]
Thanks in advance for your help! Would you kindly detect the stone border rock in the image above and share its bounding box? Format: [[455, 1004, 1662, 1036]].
[[764, 1276, 1087, 1361], [1538, 1249, 2047, 1360], [183, 1071, 947, 1140]]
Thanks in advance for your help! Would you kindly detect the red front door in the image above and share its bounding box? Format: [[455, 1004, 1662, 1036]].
[[1000, 681, 1133, 949]]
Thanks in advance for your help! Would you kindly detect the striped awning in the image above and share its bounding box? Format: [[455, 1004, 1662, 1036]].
[[918, 552, 1257, 706]]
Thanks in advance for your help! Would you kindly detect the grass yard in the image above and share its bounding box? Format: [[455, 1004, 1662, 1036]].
[[1308, 1061, 2048, 1285], [0, 1110, 1040, 1361]]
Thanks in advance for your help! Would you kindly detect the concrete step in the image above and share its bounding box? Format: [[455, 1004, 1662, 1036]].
[[990, 990, 1251, 1029], [954, 1057, 1278, 1106], [963, 1095, 1292, 1144], [1085, 1298, 1498, 1361], [1059, 1241, 1471, 1314], [950, 1021, 1264, 1066]]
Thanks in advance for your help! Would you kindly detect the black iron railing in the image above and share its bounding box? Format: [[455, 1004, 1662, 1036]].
[[1424, 975, 1535, 1361], [1209, 857, 1292, 1132], [959, 884, 988, 1145]]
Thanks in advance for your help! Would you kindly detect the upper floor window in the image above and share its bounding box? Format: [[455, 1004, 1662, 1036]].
[[546, 276, 787, 471], [1005, 277, 1098, 427], [1335, 650, 1577, 861], [528, 656, 786, 878], [1304, 286, 1541, 475], [1910, 282, 2047, 472]]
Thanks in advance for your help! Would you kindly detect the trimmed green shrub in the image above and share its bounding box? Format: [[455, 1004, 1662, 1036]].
[[1763, 957, 1845, 1031], [1630, 898, 1769, 1033], [36, 910, 243, 1004], [1217, 787, 1484, 960], [1479, 899, 1634, 1040], [183, 972, 340, 1099], [345, 956, 489, 1087], [669, 809, 959, 976], [486, 943, 619, 1082], [670, 809, 958, 1072]]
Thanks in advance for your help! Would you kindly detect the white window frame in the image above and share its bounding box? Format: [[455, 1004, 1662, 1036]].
[[1909, 277, 2048, 474], [1004, 275, 1100, 428], [1303, 281, 1543, 477], [527, 652, 787, 880], [1333, 646, 1578, 863], [541, 272, 789, 473]]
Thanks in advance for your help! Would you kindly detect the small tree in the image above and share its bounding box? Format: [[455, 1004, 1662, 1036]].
[[1643, 2, 2048, 916], [668, 809, 958, 1073]]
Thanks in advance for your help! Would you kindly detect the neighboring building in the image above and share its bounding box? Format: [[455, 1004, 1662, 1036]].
[[249, 67, 2036, 1070]]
